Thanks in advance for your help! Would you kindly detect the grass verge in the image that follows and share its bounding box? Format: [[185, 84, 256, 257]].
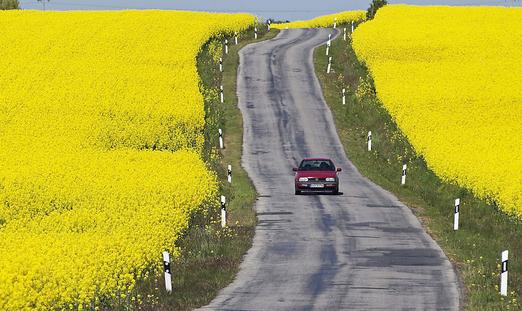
[[132, 27, 279, 310], [314, 28, 521, 310]]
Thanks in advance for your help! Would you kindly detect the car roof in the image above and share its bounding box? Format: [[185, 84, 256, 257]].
[[302, 158, 332, 161]]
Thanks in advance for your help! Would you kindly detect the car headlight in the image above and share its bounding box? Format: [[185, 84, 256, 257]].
[[298, 177, 309, 182], [325, 177, 336, 182]]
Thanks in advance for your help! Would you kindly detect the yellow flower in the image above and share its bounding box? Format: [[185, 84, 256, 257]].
[[0, 10, 254, 310], [353, 5, 522, 218], [274, 11, 365, 29]]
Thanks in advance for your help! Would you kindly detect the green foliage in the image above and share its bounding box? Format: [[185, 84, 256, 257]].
[[367, 0, 387, 20], [0, 0, 20, 10], [207, 39, 224, 64]]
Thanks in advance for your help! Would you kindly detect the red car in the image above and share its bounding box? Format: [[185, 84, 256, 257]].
[[293, 158, 341, 195]]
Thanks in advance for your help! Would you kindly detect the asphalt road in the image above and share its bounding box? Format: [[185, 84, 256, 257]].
[[199, 28, 460, 311]]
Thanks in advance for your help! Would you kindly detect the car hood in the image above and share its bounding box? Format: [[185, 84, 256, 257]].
[[296, 170, 337, 179]]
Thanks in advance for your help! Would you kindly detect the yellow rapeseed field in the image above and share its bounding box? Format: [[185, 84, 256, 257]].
[[0, 10, 254, 309], [353, 5, 522, 217], [273, 11, 365, 29]]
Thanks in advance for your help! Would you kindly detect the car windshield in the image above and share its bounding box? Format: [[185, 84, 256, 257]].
[[299, 160, 335, 171]]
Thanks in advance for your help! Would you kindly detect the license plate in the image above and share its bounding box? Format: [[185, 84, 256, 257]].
[[310, 184, 324, 188]]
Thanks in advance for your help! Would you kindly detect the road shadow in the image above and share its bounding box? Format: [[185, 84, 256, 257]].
[[297, 192, 344, 196]]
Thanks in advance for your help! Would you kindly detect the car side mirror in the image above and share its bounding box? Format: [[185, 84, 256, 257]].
[[336, 168, 342, 172], [293, 167, 298, 172]]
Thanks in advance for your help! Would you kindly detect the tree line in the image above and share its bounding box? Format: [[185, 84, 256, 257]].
[[1, 0, 20, 10]]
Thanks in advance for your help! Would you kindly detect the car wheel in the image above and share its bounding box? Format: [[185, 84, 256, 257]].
[[295, 190, 301, 195], [332, 188, 339, 195]]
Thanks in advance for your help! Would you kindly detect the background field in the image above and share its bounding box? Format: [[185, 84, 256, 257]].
[[0, 10, 254, 309], [273, 11, 365, 28], [352, 5, 522, 218]]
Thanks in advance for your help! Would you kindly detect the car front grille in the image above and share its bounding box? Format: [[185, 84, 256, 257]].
[[307, 178, 326, 182]]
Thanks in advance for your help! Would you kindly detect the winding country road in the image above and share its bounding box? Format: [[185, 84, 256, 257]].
[[199, 29, 460, 310]]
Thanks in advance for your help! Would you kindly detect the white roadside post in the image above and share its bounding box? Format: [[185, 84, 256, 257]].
[[401, 163, 407, 185], [267, 20, 271, 31], [333, 18, 337, 29], [219, 129, 224, 149], [162, 251, 172, 293], [500, 250, 509, 296], [326, 34, 331, 56], [454, 198, 460, 231], [342, 88, 346, 105], [254, 26, 258, 39], [219, 58, 223, 72], [224, 39, 229, 55], [327, 57, 332, 74], [220, 85, 224, 103], [221, 195, 227, 228], [351, 20, 354, 33], [227, 164, 232, 183], [343, 28, 347, 41], [367, 131, 372, 151], [234, 32, 238, 45]]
